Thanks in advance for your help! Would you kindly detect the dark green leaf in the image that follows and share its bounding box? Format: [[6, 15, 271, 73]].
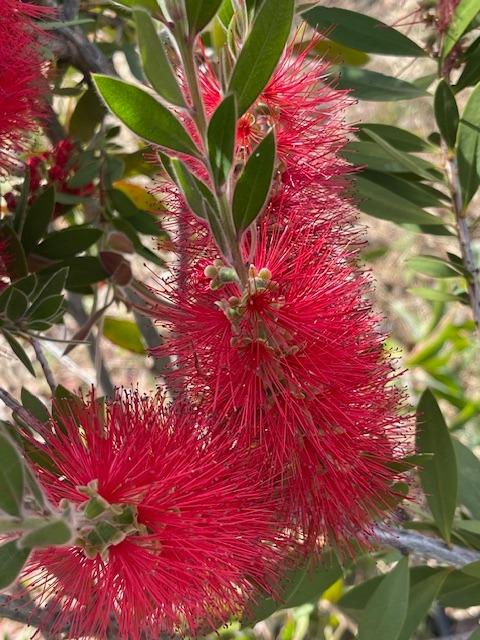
[[112, 0, 160, 12], [19, 519, 72, 549], [398, 570, 450, 640], [302, 6, 425, 57], [28, 294, 64, 322], [185, 0, 223, 34], [103, 316, 145, 354], [416, 389, 457, 544], [439, 568, 480, 608], [207, 94, 237, 187], [343, 142, 438, 176], [134, 9, 185, 106], [35, 228, 102, 260], [434, 81, 459, 148], [453, 437, 480, 519], [68, 160, 102, 189], [335, 66, 427, 101], [360, 170, 447, 208], [0, 224, 28, 280], [92, 75, 199, 157], [246, 552, 342, 623], [232, 131, 276, 233], [21, 187, 55, 254], [110, 189, 163, 235], [170, 159, 215, 221], [21, 388, 49, 423], [0, 540, 30, 589], [0, 430, 24, 517], [228, 0, 294, 114], [456, 81, 480, 206], [456, 38, 480, 91], [357, 124, 431, 152], [357, 558, 409, 640], [32, 267, 69, 304], [443, 0, 480, 58], [69, 87, 107, 142], [354, 177, 446, 226], [62, 257, 108, 289], [3, 331, 35, 376], [6, 288, 29, 321]]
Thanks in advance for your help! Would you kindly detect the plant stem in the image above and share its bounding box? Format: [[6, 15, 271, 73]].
[[446, 157, 480, 331], [31, 338, 56, 393]]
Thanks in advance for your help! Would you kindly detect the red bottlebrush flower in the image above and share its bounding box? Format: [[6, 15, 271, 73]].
[[151, 201, 410, 545], [0, 1, 51, 174], [437, 0, 460, 31], [20, 389, 288, 639]]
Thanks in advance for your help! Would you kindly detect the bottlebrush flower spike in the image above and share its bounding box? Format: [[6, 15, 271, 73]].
[[151, 199, 410, 546], [0, 1, 51, 174], [19, 390, 289, 638]]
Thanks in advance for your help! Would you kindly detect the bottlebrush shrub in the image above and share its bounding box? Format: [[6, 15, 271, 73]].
[[150, 39, 410, 545], [17, 390, 290, 638], [0, 1, 51, 174]]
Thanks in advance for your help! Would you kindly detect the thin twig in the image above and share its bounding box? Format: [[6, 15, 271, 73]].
[[31, 338, 57, 393], [373, 525, 480, 568], [0, 388, 44, 431]]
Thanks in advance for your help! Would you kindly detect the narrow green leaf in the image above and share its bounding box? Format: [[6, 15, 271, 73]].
[[302, 7, 425, 57], [133, 9, 185, 106], [112, 0, 161, 13], [92, 75, 199, 157], [207, 94, 237, 187], [416, 389, 458, 544], [69, 87, 107, 142], [28, 294, 64, 322], [456, 81, 480, 205], [362, 128, 438, 181], [103, 316, 146, 354], [3, 331, 35, 376], [61, 257, 108, 289], [185, 0, 223, 34], [456, 37, 480, 91], [335, 66, 427, 101], [170, 159, 214, 221], [32, 267, 69, 304], [35, 228, 102, 260], [361, 170, 446, 208], [21, 187, 55, 254], [0, 540, 30, 590], [232, 131, 276, 233], [228, 0, 294, 114], [409, 287, 464, 303], [21, 388, 49, 423], [443, 0, 480, 58], [453, 437, 480, 519], [344, 142, 438, 175], [355, 177, 446, 226], [0, 430, 24, 517], [357, 558, 410, 640], [407, 255, 464, 278], [434, 81, 459, 148], [469, 627, 480, 639], [19, 519, 72, 549], [68, 160, 102, 189], [357, 124, 431, 152], [398, 570, 450, 640], [6, 288, 29, 322]]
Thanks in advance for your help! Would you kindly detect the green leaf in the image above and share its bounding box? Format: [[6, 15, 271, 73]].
[[111, 0, 160, 12], [3, 331, 35, 376], [110, 189, 163, 236], [6, 288, 29, 321], [69, 87, 107, 142], [103, 316, 146, 354], [28, 294, 64, 322], [407, 255, 464, 278], [344, 142, 438, 176], [443, 0, 480, 58], [0, 540, 30, 590], [207, 94, 237, 187], [361, 128, 438, 181], [0, 430, 24, 517], [68, 159, 102, 189], [0, 224, 28, 280], [185, 0, 223, 34], [469, 627, 480, 639], [360, 170, 446, 208], [456, 37, 480, 91], [302, 7, 425, 57], [335, 66, 427, 101], [434, 81, 459, 149], [246, 553, 342, 623], [19, 519, 72, 549], [21, 388, 49, 423], [354, 177, 446, 227], [232, 131, 276, 233], [133, 9, 185, 107], [397, 570, 450, 640], [32, 267, 69, 304], [357, 558, 409, 640], [409, 287, 464, 303], [456, 81, 480, 206], [61, 257, 108, 289], [21, 187, 55, 254], [92, 75, 199, 157], [357, 124, 431, 152], [416, 389, 458, 544], [228, 0, 294, 114], [170, 159, 215, 221], [453, 437, 480, 519], [35, 228, 102, 260]]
